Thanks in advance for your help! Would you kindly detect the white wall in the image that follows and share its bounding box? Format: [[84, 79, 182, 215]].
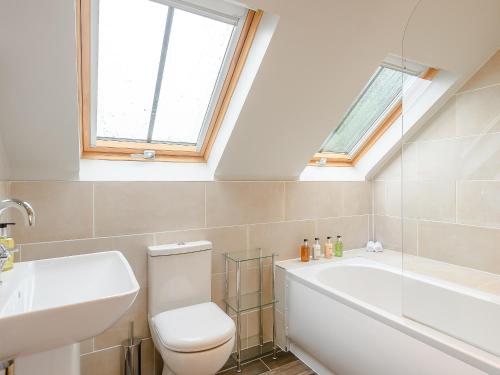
[[0, 133, 11, 180], [0, 0, 80, 180]]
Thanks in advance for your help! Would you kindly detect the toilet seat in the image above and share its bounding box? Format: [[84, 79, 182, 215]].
[[151, 302, 235, 353]]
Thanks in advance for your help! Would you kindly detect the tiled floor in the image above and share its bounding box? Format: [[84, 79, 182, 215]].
[[218, 350, 316, 375]]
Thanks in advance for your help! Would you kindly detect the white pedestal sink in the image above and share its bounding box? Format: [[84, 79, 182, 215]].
[[0, 251, 139, 374]]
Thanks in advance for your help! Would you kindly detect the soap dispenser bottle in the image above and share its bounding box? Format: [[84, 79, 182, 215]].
[[0, 222, 16, 271]]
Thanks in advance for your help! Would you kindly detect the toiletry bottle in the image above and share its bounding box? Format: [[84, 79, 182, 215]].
[[300, 239, 310, 262], [312, 238, 321, 260], [0, 223, 16, 271], [324, 236, 333, 259], [335, 235, 343, 257]]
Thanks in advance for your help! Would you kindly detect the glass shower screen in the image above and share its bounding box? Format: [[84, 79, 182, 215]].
[[400, 0, 500, 357]]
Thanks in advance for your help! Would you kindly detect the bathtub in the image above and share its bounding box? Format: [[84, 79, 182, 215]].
[[285, 257, 500, 375]]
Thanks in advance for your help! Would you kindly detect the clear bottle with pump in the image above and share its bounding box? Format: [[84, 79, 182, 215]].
[[324, 236, 333, 258], [300, 239, 310, 262], [335, 235, 343, 257], [0, 223, 16, 271], [312, 238, 321, 260]]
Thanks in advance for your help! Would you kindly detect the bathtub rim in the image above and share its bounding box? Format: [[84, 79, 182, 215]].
[[295, 257, 500, 305], [286, 258, 500, 375]]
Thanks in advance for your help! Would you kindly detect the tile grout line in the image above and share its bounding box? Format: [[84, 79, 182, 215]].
[[80, 344, 122, 357], [340, 181, 346, 217], [92, 183, 95, 238], [259, 357, 272, 371], [374, 214, 500, 231], [204, 182, 207, 228], [282, 182, 286, 221], [246, 225, 250, 250], [17, 214, 373, 246]]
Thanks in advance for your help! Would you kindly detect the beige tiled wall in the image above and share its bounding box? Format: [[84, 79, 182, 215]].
[[373, 50, 500, 273], [1, 180, 371, 375]]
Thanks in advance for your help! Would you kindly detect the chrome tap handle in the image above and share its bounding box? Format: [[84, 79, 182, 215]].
[[0, 199, 36, 226]]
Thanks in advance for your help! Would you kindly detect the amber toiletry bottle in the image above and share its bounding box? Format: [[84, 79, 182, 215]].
[[300, 239, 310, 262]]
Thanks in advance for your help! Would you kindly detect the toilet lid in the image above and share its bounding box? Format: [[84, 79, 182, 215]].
[[152, 302, 235, 353]]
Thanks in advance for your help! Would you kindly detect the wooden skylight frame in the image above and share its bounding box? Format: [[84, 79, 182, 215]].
[[76, 0, 262, 162], [310, 67, 439, 167]]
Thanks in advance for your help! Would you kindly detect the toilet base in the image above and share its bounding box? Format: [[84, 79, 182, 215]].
[[156, 336, 235, 375]]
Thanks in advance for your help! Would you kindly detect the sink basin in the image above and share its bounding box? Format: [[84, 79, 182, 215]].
[[0, 251, 139, 361]]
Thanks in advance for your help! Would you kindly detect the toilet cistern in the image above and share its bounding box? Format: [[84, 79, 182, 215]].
[[148, 240, 235, 375]]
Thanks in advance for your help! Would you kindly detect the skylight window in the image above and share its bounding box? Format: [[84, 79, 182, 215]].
[[78, 0, 262, 162], [313, 62, 435, 166], [320, 67, 411, 154]]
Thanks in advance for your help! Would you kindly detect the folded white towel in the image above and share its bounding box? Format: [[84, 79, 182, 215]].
[[373, 241, 383, 252], [366, 241, 375, 252]]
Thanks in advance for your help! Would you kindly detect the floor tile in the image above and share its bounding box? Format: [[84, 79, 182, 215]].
[[219, 343, 274, 372], [261, 351, 298, 370], [266, 360, 315, 375], [218, 359, 269, 375]]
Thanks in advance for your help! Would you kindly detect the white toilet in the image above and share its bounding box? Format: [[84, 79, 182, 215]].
[[147, 241, 235, 375]]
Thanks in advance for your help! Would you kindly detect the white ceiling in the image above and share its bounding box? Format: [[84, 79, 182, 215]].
[[0, 0, 498, 181], [403, 0, 500, 76]]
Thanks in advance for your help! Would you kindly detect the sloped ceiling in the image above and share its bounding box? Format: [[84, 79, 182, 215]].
[[214, 0, 416, 180], [0, 0, 81, 180], [215, 0, 500, 180], [0, 0, 498, 181]]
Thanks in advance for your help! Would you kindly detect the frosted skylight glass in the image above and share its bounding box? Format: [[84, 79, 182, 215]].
[[96, 0, 167, 141], [95, 0, 235, 145], [153, 9, 233, 144], [320, 66, 409, 154]]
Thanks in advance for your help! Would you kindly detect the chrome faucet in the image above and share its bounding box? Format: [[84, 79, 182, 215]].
[[0, 199, 36, 226], [0, 199, 36, 285]]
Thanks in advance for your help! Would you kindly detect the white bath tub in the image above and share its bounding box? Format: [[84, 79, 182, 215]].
[[285, 257, 500, 375]]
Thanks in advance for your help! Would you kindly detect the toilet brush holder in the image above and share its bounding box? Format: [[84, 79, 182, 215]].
[[122, 322, 142, 375]]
